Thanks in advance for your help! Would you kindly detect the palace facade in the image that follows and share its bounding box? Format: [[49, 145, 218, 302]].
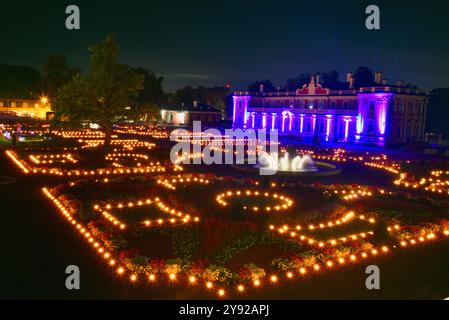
[[232, 73, 428, 146]]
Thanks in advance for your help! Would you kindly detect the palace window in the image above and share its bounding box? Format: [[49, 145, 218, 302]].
[[319, 121, 325, 133], [368, 123, 374, 136], [294, 118, 300, 130], [308, 101, 314, 109], [318, 100, 324, 109], [369, 101, 375, 113]]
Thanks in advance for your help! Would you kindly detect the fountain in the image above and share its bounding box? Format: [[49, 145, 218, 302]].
[[259, 152, 317, 173], [256, 151, 340, 176]]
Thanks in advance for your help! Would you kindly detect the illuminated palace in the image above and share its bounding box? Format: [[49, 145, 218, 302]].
[[232, 73, 429, 146]]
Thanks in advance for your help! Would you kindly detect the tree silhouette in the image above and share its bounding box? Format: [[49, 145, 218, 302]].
[[53, 34, 144, 146]]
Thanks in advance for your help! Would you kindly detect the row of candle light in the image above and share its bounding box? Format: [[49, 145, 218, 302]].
[[52, 130, 113, 139], [93, 197, 200, 229], [331, 187, 382, 201], [42, 187, 125, 286], [156, 175, 210, 190], [269, 212, 376, 248], [105, 152, 152, 168], [6, 150, 166, 176], [216, 190, 293, 212], [394, 172, 449, 195], [29, 153, 77, 164], [79, 139, 155, 151], [114, 125, 169, 139]]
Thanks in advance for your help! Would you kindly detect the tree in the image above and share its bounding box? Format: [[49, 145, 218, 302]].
[[0, 64, 41, 98], [319, 70, 341, 88], [247, 79, 276, 92], [201, 86, 229, 111], [172, 85, 197, 105], [286, 74, 311, 91], [41, 54, 79, 100], [286, 71, 342, 91], [171, 85, 229, 113], [427, 88, 449, 138], [353, 66, 375, 88], [130, 67, 166, 123], [53, 34, 144, 146]]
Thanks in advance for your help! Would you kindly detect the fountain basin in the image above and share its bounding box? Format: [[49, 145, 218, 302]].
[[257, 160, 340, 176], [230, 152, 341, 177]]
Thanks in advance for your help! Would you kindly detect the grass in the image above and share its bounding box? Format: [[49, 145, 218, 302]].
[[0, 136, 11, 146]]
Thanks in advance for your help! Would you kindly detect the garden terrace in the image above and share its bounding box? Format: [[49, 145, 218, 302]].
[[42, 168, 448, 298], [3, 127, 449, 299]]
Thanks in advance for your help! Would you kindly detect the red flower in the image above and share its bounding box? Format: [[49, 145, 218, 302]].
[[237, 267, 252, 280], [118, 248, 140, 260], [149, 259, 166, 272], [190, 259, 210, 274]]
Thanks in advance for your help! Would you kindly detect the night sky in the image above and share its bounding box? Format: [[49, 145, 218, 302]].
[[1, 0, 449, 92]]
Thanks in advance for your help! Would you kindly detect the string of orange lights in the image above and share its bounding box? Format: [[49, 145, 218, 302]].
[[93, 197, 200, 229], [216, 190, 293, 212]]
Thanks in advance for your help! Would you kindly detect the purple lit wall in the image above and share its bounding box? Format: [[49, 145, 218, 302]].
[[378, 99, 387, 135], [232, 96, 251, 127], [356, 92, 394, 145], [356, 113, 363, 134], [343, 117, 351, 140], [231, 91, 398, 146], [325, 114, 332, 141]]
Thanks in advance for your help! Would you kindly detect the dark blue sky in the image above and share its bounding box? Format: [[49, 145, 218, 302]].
[[1, 0, 449, 92]]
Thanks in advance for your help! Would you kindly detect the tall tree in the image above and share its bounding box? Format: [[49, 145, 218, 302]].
[[319, 70, 341, 88], [41, 54, 79, 100], [191, 86, 229, 112], [427, 88, 449, 138], [130, 67, 166, 123], [172, 85, 197, 105], [53, 34, 144, 146], [0, 64, 41, 98], [353, 66, 375, 88], [286, 74, 311, 91], [171, 85, 229, 112], [286, 71, 342, 91], [247, 79, 276, 92]]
